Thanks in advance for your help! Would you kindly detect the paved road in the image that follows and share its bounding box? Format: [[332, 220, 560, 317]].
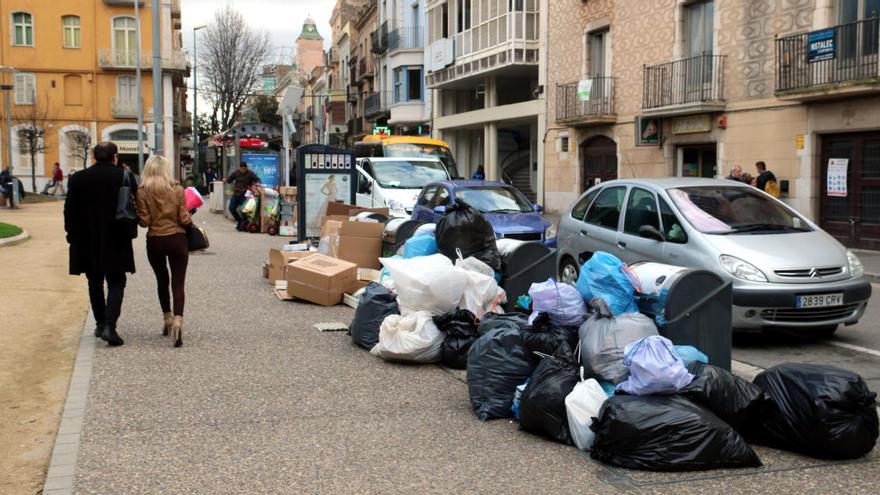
[[65, 210, 880, 494]]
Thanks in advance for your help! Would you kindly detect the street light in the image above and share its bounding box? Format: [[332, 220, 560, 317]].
[[193, 25, 207, 183], [0, 65, 16, 208]]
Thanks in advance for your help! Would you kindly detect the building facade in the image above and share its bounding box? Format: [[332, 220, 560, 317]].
[[543, 0, 880, 250], [0, 0, 189, 190]]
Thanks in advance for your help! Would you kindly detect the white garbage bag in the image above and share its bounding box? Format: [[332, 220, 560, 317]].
[[370, 312, 443, 363], [456, 256, 506, 319], [380, 254, 468, 315], [565, 370, 608, 451]]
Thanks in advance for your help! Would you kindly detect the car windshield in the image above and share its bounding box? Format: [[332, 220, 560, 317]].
[[384, 143, 460, 179], [454, 186, 533, 213], [371, 160, 449, 189], [668, 186, 813, 234]]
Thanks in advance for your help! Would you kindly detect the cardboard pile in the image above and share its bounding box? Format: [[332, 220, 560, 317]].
[[278, 186, 297, 237], [286, 254, 358, 306], [319, 202, 389, 270], [267, 248, 313, 285]]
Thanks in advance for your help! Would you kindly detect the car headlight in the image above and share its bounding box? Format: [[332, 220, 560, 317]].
[[384, 198, 406, 212], [545, 223, 557, 239], [719, 254, 768, 282], [847, 249, 864, 278]]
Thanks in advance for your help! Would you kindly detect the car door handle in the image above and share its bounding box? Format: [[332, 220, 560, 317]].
[[579, 230, 588, 236], [618, 241, 627, 248]]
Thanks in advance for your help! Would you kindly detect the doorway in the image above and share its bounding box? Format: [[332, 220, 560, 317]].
[[580, 135, 617, 191], [679, 144, 717, 178], [820, 131, 880, 249]]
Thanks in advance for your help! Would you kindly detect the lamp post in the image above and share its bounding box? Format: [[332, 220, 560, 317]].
[[193, 25, 207, 180], [0, 66, 15, 208], [134, 0, 144, 172]]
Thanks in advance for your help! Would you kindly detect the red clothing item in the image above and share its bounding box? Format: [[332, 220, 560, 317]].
[[53, 168, 63, 181]]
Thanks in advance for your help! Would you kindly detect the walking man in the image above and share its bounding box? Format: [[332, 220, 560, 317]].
[[224, 161, 260, 231], [754, 161, 780, 197], [64, 142, 137, 346]]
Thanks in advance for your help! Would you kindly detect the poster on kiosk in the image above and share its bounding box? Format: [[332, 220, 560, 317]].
[[295, 144, 357, 240]]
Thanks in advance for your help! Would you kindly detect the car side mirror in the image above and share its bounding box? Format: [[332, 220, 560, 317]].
[[532, 203, 544, 213], [638, 225, 665, 242], [433, 205, 447, 215]]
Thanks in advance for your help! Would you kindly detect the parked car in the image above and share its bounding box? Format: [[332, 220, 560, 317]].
[[412, 180, 556, 246], [557, 178, 871, 334], [355, 157, 451, 218]]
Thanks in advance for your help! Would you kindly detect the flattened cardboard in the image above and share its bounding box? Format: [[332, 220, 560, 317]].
[[325, 202, 389, 217], [286, 254, 357, 306]]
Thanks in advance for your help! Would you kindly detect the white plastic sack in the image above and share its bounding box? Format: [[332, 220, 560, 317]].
[[616, 335, 694, 395], [380, 254, 468, 315], [456, 256, 506, 319], [565, 372, 608, 451], [370, 312, 443, 363], [455, 254, 495, 278]]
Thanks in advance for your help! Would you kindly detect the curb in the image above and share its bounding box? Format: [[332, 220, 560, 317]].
[[0, 229, 30, 247], [866, 272, 880, 285], [43, 311, 96, 495]]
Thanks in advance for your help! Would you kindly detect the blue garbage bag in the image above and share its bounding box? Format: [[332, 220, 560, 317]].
[[403, 234, 437, 258], [616, 336, 694, 395], [575, 252, 640, 315], [673, 345, 709, 367], [511, 379, 529, 421], [599, 381, 617, 398], [528, 279, 588, 327]]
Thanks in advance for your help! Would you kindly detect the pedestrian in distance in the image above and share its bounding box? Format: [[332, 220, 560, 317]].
[[725, 165, 745, 183], [755, 161, 780, 197], [204, 166, 217, 193], [136, 155, 193, 347], [50, 162, 66, 196], [64, 142, 137, 347], [224, 161, 261, 231], [472, 165, 486, 180]]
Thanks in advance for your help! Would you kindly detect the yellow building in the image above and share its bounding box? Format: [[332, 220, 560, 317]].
[[0, 0, 189, 191]]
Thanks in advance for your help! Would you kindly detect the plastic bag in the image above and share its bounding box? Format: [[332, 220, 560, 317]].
[[566, 374, 608, 451], [673, 345, 709, 367], [578, 301, 658, 384], [511, 380, 529, 421], [456, 255, 506, 319], [433, 309, 480, 369], [477, 312, 528, 336], [616, 336, 694, 395], [467, 326, 535, 421], [528, 279, 588, 327], [575, 252, 640, 315], [403, 234, 437, 258], [380, 254, 468, 315], [241, 197, 257, 215], [679, 361, 767, 436], [184, 187, 205, 210], [370, 312, 443, 363], [350, 283, 399, 350], [522, 312, 578, 359], [753, 363, 879, 459], [590, 395, 762, 471], [435, 201, 501, 271], [519, 343, 580, 444], [496, 238, 525, 257]]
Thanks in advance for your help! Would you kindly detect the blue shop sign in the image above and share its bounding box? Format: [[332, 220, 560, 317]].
[[807, 28, 836, 63]]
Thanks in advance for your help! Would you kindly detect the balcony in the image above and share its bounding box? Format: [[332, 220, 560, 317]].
[[171, 0, 181, 18], [556, 77, 616, 126], [776, 18, 880, 101], [111, 97, 138, 119], [371, 22, 389, 54], [348, 117, 364, 136], [306, 106, 314, 119], [426, 6, 540, 89], [364, 91, 391, 120], [388, 27, 424, 52], [98, 49, 189, 71], [359, 58, 374, 80], [642, 54, 726, 117]]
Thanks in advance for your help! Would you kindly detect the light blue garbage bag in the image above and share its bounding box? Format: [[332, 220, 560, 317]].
[[575, 251, 640, 315], [380, 255, 403, 281], [616, 336, 694, 395], [673, 345, 708, 367], [403, 234, 437, 258], [511, 379, 529, 421], [528, 278, 588, 327]]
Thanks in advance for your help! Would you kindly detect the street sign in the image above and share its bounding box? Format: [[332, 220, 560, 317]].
[[295, 144, 357, 240], [807, 28, 836, 63]]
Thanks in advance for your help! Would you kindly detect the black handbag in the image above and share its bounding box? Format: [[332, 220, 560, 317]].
[[187, 226, 209, 251], [115, 169, 138, 238]]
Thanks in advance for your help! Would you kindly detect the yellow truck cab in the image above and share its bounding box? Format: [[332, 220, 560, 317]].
[[354, 136, 461, 180]]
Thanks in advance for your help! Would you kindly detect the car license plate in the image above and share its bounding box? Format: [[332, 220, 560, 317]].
[[796, 293, 844, 308]]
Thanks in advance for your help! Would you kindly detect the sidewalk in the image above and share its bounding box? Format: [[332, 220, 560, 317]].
[[854, 249, 880, 284], [54, 211, 878, 494]]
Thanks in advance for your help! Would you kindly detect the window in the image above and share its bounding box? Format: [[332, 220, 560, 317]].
[[64, 75, 83, 105], [570, 188, 600, 221], [358, 170, 371, 194], [588, 30, 608, 77], [441, 2, 449, 38], [407, 67, 423, 101], [112, 17, 137, 65], [116, 76, 136, 102], [560, 136, 569, 153], [456, 0, 471, 32], [684, 1, 714, 57], [12, 12, 33, 47], [14, 73, 36, 105], [417, 186, 437, 206], [62, 16, 81, 48], [585, 186, 625, 230], [393, 67, 403, 102], [668, 186, 811, 235], [659, 197, 688, 244], [837, 0, 880, 59], [64, 130, 90, 170], [623, 187, 660, 235], [435, 186, 451, 207]]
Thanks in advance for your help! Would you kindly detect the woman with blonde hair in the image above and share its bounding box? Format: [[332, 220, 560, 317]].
[[136, 155, 192, 347]]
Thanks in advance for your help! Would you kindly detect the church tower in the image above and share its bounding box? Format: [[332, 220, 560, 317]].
[[296, 17, 324, 75]]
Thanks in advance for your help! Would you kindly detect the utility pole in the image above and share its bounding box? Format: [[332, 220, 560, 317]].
[[193, 25, 207, 177], [0, 66, 14, 208], [151, 0, 164, 156], [135, 0, 144, 171]]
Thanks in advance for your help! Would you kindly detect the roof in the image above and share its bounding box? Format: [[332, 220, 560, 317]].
[[431, 180, 509, 188], [359, 157, 442, 163], [360, 135, 450, 147], [601, 177, 751, 189], [297, 17, 323, 41]]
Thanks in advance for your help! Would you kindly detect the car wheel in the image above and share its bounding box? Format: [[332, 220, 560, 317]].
[[559, 256, 580, 285]]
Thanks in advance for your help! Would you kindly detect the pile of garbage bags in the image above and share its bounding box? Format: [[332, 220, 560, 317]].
[[347, 241, 879, 471]]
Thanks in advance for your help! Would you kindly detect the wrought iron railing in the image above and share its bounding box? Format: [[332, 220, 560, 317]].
[[364, 91, 391, 117], [388, 27, 424, 51], [776, 17, 880, 92], [643, 54, 725, 109], [110, 97, 138, 118], [556, 77, 615, 121], [371, 22, 389, 54]]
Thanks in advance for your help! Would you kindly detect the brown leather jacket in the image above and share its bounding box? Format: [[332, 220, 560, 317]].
[[136, 184, 193, 237]]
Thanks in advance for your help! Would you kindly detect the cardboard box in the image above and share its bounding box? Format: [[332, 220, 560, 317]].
[[267, 249, 315, 284], [325, 202, 389, 219], [318, 218, 384, 269], [286, 254, 358, 306], [278, 186, 297, 196]]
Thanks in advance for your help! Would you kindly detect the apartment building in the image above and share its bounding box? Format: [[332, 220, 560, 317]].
[[0, 0, 189, 189], [426, 0, 547, 200], [348, 1, 379, 144], [544, 0, 880, 250]]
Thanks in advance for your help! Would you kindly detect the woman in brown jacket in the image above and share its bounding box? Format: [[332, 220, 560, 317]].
[[136, 155, 192, 347]]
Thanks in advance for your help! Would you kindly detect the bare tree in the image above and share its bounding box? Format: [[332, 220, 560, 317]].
[[67, 126, 92, 171], [14, 93, 49, 192], [201, 6, 271, 131]]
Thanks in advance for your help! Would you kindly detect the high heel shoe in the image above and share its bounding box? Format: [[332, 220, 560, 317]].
[[162, 312, 173, 337], [171, 316, 183, 347]]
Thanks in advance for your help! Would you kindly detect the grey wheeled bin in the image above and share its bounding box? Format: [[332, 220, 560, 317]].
[[630, 262, 733, 370], [381, 219, 425, 257], [499, 241, 557, 312]]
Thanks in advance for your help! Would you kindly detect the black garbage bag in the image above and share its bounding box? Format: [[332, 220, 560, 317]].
[[435, 201, 501, 271], [679, 361, 767, 437], [522, 312, 579, 360], [753, 363, 879, 459], [349, 283, 399, 350], [477, 312, 528, 336], [519, 342, 580, 444], [433, 309, 480, 369], [467, 326, 535, 421], [590, 395, 762, 471]]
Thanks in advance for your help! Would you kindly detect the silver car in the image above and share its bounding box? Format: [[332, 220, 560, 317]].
[[557, 178, 872, 334]]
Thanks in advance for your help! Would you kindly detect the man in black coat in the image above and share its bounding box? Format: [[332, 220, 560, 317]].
[[64, 142, 137, 346]]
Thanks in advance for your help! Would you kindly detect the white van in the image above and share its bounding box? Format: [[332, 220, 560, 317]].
[[356, 157, 451, 217]]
